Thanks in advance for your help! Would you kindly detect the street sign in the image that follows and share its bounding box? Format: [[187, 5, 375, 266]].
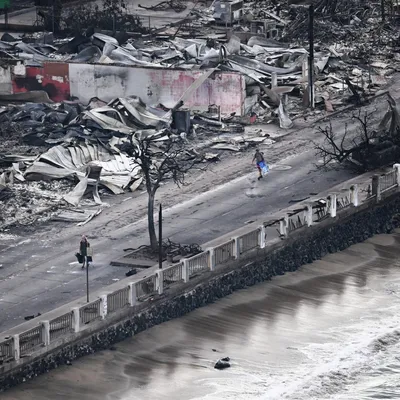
[[0, 0, 10, 9]]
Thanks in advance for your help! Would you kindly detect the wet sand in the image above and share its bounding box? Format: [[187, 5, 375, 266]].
[[3, 231, 400, 400]]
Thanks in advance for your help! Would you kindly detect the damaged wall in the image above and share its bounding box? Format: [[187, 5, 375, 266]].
[[9, 62, 245, 115], [11, 62, 70, 102], [0, 63, 14, 95]]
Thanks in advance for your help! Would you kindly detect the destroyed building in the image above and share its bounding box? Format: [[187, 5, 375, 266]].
[[0, 0, 399, 229]]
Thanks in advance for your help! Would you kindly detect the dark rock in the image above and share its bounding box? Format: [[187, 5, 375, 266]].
[[221, 357, 230, 362], [214, 359, 231, 370]]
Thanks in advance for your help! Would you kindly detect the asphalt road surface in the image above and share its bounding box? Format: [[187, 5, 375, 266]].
[[0, 148, 355, 333]]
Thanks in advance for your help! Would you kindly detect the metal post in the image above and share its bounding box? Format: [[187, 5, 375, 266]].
[[52, 4, 55, 33], [86, 260, 89, 303], [5, 7, 8, 26], [159, 204, 163, 269], [308, 4, 314, 109]]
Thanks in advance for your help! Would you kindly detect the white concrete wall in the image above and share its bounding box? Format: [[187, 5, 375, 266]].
[[0, 64, 12, 94], [69, 64, 245, 115]]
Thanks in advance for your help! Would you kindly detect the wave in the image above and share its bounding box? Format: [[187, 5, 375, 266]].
[[261, 309, 400, 400]]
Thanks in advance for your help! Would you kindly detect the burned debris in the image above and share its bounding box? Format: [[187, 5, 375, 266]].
[[315, 95, 400, 171], [0, 0, 399, 229], [0, 94, 271, 230]]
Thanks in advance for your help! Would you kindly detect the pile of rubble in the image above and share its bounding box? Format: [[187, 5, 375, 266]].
[[0, 0, 399, 229], [0, 94, 272, 230], [1, 9, 396, 123]]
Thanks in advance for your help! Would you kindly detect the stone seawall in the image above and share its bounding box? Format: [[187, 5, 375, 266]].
[[1, 191, 400, 391]]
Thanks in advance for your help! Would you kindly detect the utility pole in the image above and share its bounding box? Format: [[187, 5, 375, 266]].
[[86, 261, 89, 302], [308, 3, 314, 109], [158, 204, 163, 269]]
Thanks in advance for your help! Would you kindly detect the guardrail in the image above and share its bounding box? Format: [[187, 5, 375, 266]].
[[49, 312, 73, 341], [19, 325, 43, 356], [162, 263, 183, 288], [214, 240, 236, 267], [79, 299, 102, 325], [1, 164, 400, 364], [136, 275, 157, 301], [107, 287, 130, 314], [186, 251, 211, 278], [0, 337, 14, 363]]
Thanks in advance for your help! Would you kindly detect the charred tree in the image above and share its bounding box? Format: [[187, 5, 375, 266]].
[[63, 0, 146, 35], [315, 105, 400, 171], [132, 133, 200, 252], [314, 111, 377, 171]]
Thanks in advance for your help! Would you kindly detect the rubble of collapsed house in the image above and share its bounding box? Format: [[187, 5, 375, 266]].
[[0, 95, 273, 230], [0, 0, 397, 120], [0, 0, 399, 229]]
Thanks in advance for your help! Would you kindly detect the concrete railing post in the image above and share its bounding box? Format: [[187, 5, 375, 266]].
[[42, 320, 50, 346], [372, 174, 381, 202], [305, 204, 313, 227], [13, 335, 20, 361], [259, 225, 266, 248], [182, 259, 189, 283], [328, 194, 337, 217], [100, 295, 107, 319], [394, 163, 400, 186], [350, 184, 359, 206], [72, 307, 80, 333], [208, 248, 215, 271], [156, 270, 164, 295], [279, 215, 288, 237], [232, 237, 240, 259], [128, 282, 137, 306]]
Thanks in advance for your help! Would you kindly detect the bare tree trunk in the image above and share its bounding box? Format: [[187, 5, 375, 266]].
[[147, 192, 158, 251]]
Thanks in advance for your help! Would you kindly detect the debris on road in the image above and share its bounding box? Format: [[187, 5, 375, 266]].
[[0, 93, 272, 230], [0, 0, 398, 229]]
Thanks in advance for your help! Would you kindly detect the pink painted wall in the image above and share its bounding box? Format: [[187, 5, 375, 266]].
[[9, 62, 245, 115], [68, 63, 245, 115]]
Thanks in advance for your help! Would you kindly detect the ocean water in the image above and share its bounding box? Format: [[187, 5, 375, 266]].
[[3, 231, 400, 400]]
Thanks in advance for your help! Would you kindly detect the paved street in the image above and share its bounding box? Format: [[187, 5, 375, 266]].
[[0, 148, 355, 333], [1, 80, 400, 334]]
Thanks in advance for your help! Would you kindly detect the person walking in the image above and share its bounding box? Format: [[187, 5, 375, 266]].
[[79, 235, 89, 269], [252, 149, 266, 180]]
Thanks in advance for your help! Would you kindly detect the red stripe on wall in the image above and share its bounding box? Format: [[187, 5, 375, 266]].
[[12, 62, 70, 102]]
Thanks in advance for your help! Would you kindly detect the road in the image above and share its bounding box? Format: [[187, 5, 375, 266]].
[[0, 148, 355, 333], [1, 81, 400, 334]]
